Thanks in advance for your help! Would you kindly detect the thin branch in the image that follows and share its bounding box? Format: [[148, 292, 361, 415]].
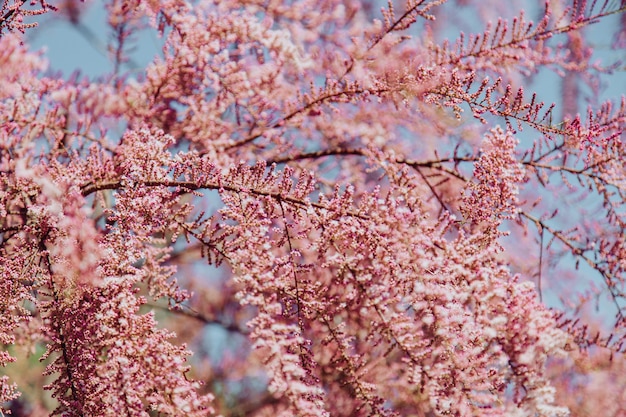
[[521, 211, 624, 322], [80, 179, 369, 220], [146, 302, 248, 334], [224, 87, 389, 150]]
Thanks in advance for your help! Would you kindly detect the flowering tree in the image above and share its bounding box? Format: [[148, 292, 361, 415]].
[[1, 0, 626, 415]]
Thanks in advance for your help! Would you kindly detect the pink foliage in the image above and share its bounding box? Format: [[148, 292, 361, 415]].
[[1, 0, 625, 416]]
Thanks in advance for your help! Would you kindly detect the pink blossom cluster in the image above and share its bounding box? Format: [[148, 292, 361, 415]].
[[1, 0, 626, 416]]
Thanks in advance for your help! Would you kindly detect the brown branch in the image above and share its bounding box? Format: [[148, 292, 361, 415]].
[[80, 179, 369, 220], [224, 88, 389, 150], [521, 211, 624, 322], [146, 302, 249, 334], [268, 147, 471, 181], [436, 4, 626, 67]]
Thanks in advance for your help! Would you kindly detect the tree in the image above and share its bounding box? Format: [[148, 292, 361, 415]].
[[1, 0, 625, 415]]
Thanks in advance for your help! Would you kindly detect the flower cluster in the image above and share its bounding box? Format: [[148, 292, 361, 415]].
[[1, 0, 625, 416], [462, 127, 525, 225]]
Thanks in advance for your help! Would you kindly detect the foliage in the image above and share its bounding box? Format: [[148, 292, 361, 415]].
[[1, 0, 626, 416]]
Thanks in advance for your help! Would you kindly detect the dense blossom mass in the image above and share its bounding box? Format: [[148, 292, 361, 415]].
[[1, 0, 626, 416]]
